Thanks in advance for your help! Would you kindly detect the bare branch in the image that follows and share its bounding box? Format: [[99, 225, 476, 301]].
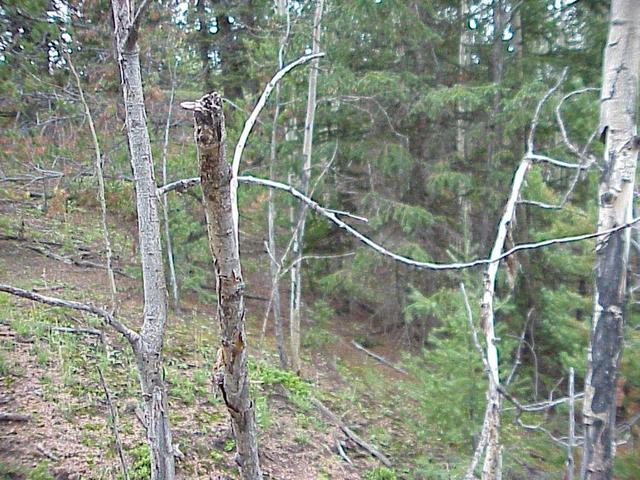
[[499, 386, 584, 413], [527, 69, 568, 153], [325, 208, 368, 222], [52, 326, 105, 339], [515, 417, 572, 447], [160, 57, 180, 311], [0, 413, 30, 422], [123, 0, 152, 48], [311, 398, 392, 467], [464, 404, 491, 480], [479, 71, 567, 478], [506, 309, 533, 386], [521, 127, 598, 211], [556, 87, 600, 157], [158, 174, 640, 271], [525, 153, 587, 169], [460, 283, 490, 378], [157, 177, 200, 196], [278, 252, 356, 278], [0, 284, 138, 344], [230, 52, 325, 244], [351, 340, 408, 375]]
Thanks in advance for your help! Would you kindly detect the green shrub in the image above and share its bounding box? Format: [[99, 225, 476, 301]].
[[27, 462, 54, 480], [364, 466, 397, 480]]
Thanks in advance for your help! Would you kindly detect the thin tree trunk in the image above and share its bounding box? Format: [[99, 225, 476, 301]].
[[161, 60, 180, 312], [110, 2, 175, 479], [457, 0, 471, 257], [197, 0, 213, 92], [478, 73, 566, 480], [457, 0, 470, 159], [481, 0, 504, 249], [276, 0, 287, 16], [290, 0, 324, 374], [289, 176, 302, 372], [268, 2, 291, 369], [67, 53, 118, 310], [268, 141, 287, 368], [68, 52, 128, 479], [581, 2, 640, 478], [480, 6, 510, 464], [568, 367, 575, 480], [184, 92, 262, 480]]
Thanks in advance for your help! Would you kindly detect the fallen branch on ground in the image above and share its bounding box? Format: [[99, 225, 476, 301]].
[[52, 326, 105, 340], [0, 284, 138, 343], [351, 340, 408, 375], [334, 432, 353, 465], [311, 397, 392, 467], [0, 412, 30, 422], [23, 243, 132, 278], [36, 444, 58, 461]]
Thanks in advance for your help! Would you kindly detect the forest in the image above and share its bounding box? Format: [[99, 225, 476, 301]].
[[0, 0, 639, 479]]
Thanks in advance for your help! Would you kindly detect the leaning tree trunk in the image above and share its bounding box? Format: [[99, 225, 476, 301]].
[[581, 2, 640, 479], [290, 0, 324, 374], [111, 1, 175, 479], [183, 93, 262, 480], [480, 5, 504, 474]]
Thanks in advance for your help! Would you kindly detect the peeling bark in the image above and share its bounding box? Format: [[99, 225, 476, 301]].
[[582, 4, 640, 478], [185, 92, 262, 480]]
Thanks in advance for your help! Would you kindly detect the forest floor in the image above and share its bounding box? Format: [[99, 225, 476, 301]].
[[0, 195, 411, 479]]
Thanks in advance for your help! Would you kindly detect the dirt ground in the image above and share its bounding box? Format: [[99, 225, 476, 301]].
[[0, 200, 390, 479]]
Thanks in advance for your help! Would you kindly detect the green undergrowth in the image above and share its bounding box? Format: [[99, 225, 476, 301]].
[[0, 461, 56, 480]]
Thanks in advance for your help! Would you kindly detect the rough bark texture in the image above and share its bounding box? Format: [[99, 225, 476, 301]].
[[110, 1, 175, 479], [582, 2, 640, 479], [290, 0, 324, 374], [188, 92, 262, 480]]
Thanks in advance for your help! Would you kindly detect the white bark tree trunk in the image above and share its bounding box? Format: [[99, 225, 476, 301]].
[[581, 2, 640, 479], [185, 92, 263, 480], [290, 0, 324, 374], [268, 0, 290, 370], [474, 73, 566, 480], [110, 2, 175, 479]]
